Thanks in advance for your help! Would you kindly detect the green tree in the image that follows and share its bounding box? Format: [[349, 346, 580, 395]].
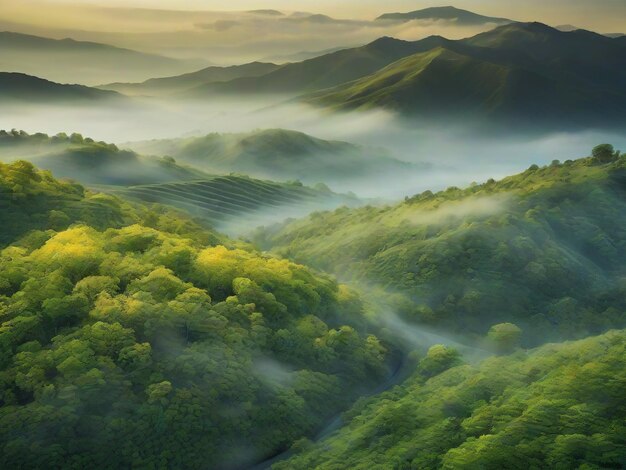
[[487, 322, 522, 354]]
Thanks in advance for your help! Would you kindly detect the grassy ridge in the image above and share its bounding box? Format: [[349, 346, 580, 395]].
[[255, 150, 626, 344]]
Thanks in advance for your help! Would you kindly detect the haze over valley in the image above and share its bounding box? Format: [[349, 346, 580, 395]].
[[0, 1, 625, 469]]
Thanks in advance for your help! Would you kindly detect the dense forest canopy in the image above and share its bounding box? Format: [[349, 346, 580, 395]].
[[0, 161, 390, 468], [255, 148, 626, 345]]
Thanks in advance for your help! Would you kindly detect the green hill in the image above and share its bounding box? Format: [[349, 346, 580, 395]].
[[0, 31, 201, 85], [0, 130, 204, 185], [105, 175, 360, 234], [302, 23, 626, 128], [275, 329, 626, 469], [0, 73, 122, 103], [255, 147, 626, 344], [376, 6, 512, 25], [185, 36, 448, 95], [124, 129, 415, 185], [0, 160, 389, 469], [100, 62, 280, 97], [0, 130, 360, 234]]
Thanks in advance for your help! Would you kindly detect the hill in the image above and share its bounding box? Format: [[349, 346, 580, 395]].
[[0, 130, 205, 185], [255, 147, 626, 344], [0, 160, 390, 469], [276, 329, 626, 469], [123, 129, 416, 185], [0, 31, 201, 85], [100, 62, 280, 97], [303, 23, 626, 128], [376, 6, 512, 25], [0, 72, 122, 103], [0, 130, 361, 234], [105, 175, 360, 234], [185, 36, 449, 95]]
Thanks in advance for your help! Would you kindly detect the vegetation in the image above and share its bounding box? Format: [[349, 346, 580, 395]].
[[0, 73, 122, 103], [101, 62, 280, 97], [109, 174, 359, 234], [125, 128, 415, 185], [0, 130, 208, 185], [276, 329, 626, 469], [0, 161, 389, 469], [255, 149, 626, 344], [303, 23, 626, 129]]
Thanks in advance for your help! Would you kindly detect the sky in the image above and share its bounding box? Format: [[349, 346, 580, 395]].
[[2, 0, 625, 31]]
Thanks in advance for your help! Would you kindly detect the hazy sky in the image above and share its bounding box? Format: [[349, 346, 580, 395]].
[[3, 0, 625, 30]]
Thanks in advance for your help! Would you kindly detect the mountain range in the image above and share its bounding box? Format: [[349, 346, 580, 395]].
[[301, 22, 626, 129], [0, 31, 203, 85], [0, 72, 122, 103]]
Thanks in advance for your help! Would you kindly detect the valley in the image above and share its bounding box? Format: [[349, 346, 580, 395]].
[[0, 2, 625, 469]]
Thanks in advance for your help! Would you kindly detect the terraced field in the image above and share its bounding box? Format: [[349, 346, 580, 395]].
[[102, 175, 359, 233]]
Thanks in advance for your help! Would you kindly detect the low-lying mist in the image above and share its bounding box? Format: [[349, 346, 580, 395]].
[[2, 98, 624, 203]]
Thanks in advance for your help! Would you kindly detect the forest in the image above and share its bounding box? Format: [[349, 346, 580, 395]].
[[1, 1, 626, 468]]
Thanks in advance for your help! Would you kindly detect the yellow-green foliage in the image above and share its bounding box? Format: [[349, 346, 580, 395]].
[[257, 155, 626, 343], [0, 162, 388, 469], [277, 329, 626, 469]]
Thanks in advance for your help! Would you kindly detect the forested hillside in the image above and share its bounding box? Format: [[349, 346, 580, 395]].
[[0, 161, 390, 469], [256, 146, 626, 344], [276, 329, 626, 469]]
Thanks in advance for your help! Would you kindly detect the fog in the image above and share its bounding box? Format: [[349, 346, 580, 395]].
[[2, 98, 623, 205]]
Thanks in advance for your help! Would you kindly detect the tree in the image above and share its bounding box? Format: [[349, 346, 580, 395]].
[[592, 144, 617, 164], [487, 323, 522, 354]]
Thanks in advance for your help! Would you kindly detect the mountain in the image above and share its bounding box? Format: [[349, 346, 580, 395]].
[[255, 148, 626, 343], [376, 6, 513, 25], [303, 23, 626, 128], [0, 31, 202, 85], [0, 160, 388, 469], [123, 129, 418, 185], [185, 36, 449, 95], [277, 329, 626, 469], [263, 46, 350, 64], [0, 72, 123, 103], [99, 62, 281, 97]]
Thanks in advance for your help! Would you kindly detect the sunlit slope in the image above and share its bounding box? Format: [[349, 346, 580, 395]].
[[256, 150, 626, 343], [100, 62, 280, 96], [0, 130, 205, 185], [303, 23, 626, 128], [0, 31, 201, 85], [124, 129, 414, 185], [0, 160, 389, 469], [186, 36, 450, 95], [107, 175, 359, 232], [0, 72, 122, 103], [277, 329, 626, 469]]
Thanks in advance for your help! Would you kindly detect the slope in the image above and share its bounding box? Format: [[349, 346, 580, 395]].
[[100, 62, 280, 97], [376, 6, 512, 25], [0, 130, 205, 185], [277, 329, 626, 469], [0, 160, 390, 469], [124, 129, 416, 185], [0, 72, 123, 103], [255, 148, 626, 343], [105, 175, 360, 234], [0, 31, 201, 85], [185, 36, 451, 95], [303, 23, 626, 128]]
